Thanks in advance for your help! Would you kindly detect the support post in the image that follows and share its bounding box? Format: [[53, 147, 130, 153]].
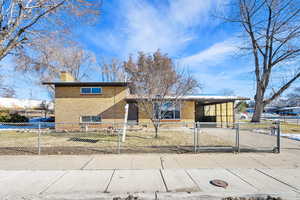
[[38, 122, 41, 155], [85, 124, 88, 133], [122, 104, 129, 142]]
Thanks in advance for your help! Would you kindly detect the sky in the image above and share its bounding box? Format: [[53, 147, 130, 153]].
[[1, 0, 299, 100]]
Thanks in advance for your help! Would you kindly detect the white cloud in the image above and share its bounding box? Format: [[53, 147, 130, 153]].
[[168, 0, 228, 28], [90, 0, 228, 57], [180, 38, 240, 68]]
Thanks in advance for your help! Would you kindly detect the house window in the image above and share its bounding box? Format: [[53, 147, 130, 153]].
[[80, 87, 102, 94], [80, 115, 101, 123], [154, 101, 181, 120]]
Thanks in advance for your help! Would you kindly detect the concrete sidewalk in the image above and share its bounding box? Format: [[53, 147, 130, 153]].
[[0, 152, 300, 170], [0, 152, 300, 199], [0, 168, 300, 200]]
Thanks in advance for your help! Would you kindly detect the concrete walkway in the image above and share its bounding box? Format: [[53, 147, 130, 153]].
[[0, 151, 300, 170], [0, 168, 300, 199], [1, 152, 300, 199]]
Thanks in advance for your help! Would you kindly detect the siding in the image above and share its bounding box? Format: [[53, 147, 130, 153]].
[[55, 86, 128, 130]]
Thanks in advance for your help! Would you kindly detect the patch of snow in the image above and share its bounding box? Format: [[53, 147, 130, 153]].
[[252, 129, 300, 141], [280, 133, 300, 141]]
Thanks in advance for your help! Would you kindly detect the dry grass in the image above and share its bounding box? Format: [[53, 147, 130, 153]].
[[0, 129, 233, 149], [238, 120, 300, 134]]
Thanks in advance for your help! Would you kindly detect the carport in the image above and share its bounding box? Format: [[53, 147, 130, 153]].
[[185, 96, 249, 127]]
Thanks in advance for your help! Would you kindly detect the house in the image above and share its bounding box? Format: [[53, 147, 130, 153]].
[[43, 72, 248, 130]]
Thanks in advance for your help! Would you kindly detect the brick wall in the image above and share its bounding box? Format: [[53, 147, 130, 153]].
[[55, 86, 129, 130]]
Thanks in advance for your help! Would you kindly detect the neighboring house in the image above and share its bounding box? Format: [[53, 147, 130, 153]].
[[43, 72, 248, 130]]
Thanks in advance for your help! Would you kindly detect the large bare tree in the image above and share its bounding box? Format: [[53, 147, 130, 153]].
[[99, 58, 126, 82], [16, 35, 97, 98], [0, 75, 15, 97], [287, 87, 300, 106], [124, 50, 199, 138], [228, 0, 300, 122], [0, 0, 100, 61]]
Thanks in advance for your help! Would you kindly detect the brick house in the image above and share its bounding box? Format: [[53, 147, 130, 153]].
[[43, 72, 248, 130]]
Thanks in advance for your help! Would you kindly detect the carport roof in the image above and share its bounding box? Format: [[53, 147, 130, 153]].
[[126, 95, 249, 103]]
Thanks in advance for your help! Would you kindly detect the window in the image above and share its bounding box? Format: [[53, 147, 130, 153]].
[[154, 101, 181, 120], [80, 115, 101, 123], [80, 87, 102, 94]]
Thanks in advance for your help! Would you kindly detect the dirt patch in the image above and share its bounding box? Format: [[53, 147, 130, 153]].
[[223, 196, 282, 200], [0, 145, 207, 155]]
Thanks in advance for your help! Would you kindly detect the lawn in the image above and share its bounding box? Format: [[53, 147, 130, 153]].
[[238, 120, 300, 134], [0, 128, 234, 155]]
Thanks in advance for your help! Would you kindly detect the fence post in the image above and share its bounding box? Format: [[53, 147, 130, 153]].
[[193, 122, 196, 153], [235, 122, 240, 153], [196, 122, 200, 150], [276, 121, 281, 153], [38, 122, 41, 155], [117, 130, 121, 154]]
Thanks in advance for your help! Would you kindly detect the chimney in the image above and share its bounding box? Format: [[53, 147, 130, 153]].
[[60, 71, 75, 82]]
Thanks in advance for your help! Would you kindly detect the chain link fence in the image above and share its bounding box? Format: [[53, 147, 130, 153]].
[[0, 121, 281, 155]]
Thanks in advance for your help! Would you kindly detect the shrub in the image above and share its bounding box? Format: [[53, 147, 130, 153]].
[[0, 110, 28, 122]]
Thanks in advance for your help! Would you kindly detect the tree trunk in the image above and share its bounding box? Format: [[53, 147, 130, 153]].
[[154, 125, 158, 138], [251, 86, 265, 122], [154, 121, 159, 138]]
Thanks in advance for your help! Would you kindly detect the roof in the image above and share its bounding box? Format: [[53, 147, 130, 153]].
[[126, 95, 249, 102], [42, 82, 129, 87]]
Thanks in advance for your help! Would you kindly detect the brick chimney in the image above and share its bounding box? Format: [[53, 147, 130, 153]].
[[60, 71, 74, 82]]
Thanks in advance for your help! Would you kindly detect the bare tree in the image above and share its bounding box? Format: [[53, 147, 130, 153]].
[[16, 35, 97, 98], [0, 0, 100, 61], [124, 50, 199, 138], [0, 75, 15, 97], [99, 58, 126, 82], [226, 0, 300, 122], [40, 100, 52, 118], [287, 87, 300, 106], [0, 86, 15, 98]]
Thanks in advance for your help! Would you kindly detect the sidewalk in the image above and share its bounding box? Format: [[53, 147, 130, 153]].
[[0, 152, 300, 199], [0, 151, 300, 170], [1, 168, 300, 200]]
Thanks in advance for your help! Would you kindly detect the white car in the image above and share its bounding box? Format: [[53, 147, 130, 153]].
[[239, 112, 249, 120]]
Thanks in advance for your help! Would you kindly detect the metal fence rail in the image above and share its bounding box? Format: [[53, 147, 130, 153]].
[[0, 121, 281, 155]]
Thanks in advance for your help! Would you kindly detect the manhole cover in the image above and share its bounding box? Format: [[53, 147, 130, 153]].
[[210, 179, 228, 188]]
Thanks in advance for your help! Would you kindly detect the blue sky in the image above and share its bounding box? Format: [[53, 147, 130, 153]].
[[2, 0, 299, 100]]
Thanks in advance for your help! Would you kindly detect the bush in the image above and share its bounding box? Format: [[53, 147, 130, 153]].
[[9, 113, 28, 122], [0, 110, 29, 122]]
